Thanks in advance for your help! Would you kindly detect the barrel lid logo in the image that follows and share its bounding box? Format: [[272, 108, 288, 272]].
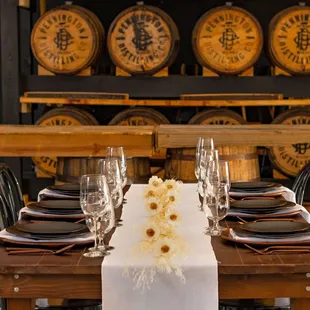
[[193, 7, 262, 74], [270, 115, 310, 176], [199, 116, 242, 125], [31, 9, 96, 74], [108, 8, 173, 74], [118, 116, 158, 126], [32, 116, 83, 176], [269, 7, 310, 74]]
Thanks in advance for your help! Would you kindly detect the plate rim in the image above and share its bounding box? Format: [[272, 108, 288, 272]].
[[14, 221, 86, 235], [241, 220, 310, 234]]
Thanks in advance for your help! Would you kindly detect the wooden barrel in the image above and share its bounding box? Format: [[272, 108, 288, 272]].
[[56, 157, 102, 184], [268, 4, 310, 75], [192, 4, 263, 75], [31, 4, 105, 75], [165, 109, 260, 182], [107, 4, 179, 76], [109, 108, 170, 183], [32, 107, 99, 177], [269, 108, 310, 177]]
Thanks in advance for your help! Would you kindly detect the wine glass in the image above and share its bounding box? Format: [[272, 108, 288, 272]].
[[195, 137, 215, 180], [107, 147, 127, 188], [200, 151, 219, 234], [87, 203, 115, 255], [203, 157, 230, 237], [80, 174, 110, 258], [98, 206, 116, 253], [198, 149, 219, 209], [219, 160, 231, 189], [99, 158, 123, 225], [203, 183, 230, 236]]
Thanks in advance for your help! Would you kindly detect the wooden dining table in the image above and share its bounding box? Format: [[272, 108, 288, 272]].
[[1, 217, 310, 310]]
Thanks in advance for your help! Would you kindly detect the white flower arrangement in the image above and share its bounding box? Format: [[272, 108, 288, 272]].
[[124, 177, 186, 291]]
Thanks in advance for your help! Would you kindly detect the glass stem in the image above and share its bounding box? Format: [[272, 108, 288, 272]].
[[212, 219, 220, 231], [98, 230, 104, 247], [94, 215, 98, 250]]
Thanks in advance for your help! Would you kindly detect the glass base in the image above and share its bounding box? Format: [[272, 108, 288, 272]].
[[83, 250, 106, 258], [89, 245, 111, 255], [204, 226, 210, 234], [205, 224, 226, 236]]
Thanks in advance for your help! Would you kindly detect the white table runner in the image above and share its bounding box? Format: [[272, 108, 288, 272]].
[[102, 184, 218, 310]]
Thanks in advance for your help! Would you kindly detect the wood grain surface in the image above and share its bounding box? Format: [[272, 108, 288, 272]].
[[0, 125, 154, 157]]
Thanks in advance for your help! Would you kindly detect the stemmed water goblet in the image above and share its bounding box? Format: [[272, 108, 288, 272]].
[[86, 201, 115, 255], [80, 174, 111, 258]]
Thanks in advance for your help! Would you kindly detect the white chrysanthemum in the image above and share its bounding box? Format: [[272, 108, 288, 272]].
[[148, 176, 164, 188], [145, 197, 163, 215], [155, 238, 176, 259], [165, 209, 182, 226], [144, 186, 165, 200], [163, 190, 180, 206], [142, 222, 160, 242], [139, 240, 153, 253], [164, 179, 181, 192]]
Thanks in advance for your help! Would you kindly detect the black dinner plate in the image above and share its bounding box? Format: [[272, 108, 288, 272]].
[[241, 220, 309, 234], [36, 200, 81, 210], [230, 199, 287, 209], [231, 181, 281, 190], [47, 184, 80, 192], [14, 221, 86, 235], [6, 226, 89, 240], [27, 204, 83, 215]]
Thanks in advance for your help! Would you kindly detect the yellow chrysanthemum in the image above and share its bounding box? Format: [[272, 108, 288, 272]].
[[142, 222, 160, 242], [145, 197, 163, 215], [148, 176, 164, 188], [165, 209, 182, 226]]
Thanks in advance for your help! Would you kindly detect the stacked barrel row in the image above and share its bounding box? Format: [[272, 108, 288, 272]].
[[31, 3, 310, 76]]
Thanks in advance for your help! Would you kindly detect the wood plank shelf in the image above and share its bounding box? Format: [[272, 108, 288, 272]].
[[20, 94, 310, 109]]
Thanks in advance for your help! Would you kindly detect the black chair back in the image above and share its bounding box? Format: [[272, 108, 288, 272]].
[[292, 163, 310, 205], [0, 164, 24, 223]]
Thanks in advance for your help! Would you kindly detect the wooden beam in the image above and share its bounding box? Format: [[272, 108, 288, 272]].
[[20, 95, 310, 108], [0, 126, 155, 157], [157, 125, 310, 148], [18, 0, 30, 8]]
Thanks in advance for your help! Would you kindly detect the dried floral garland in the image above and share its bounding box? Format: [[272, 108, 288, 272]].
[[124, 176, 186, 291]]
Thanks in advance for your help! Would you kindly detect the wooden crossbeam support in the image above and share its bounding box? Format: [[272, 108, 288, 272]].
[[156, 125, 310, 148], [0, 125, 310, 157], [18, 0, 30, 8], [0, 126, 155, 157]]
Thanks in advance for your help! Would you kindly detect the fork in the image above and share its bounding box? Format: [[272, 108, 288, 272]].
[[6, 244, 75, 255], [244, 244, 310, 255]]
